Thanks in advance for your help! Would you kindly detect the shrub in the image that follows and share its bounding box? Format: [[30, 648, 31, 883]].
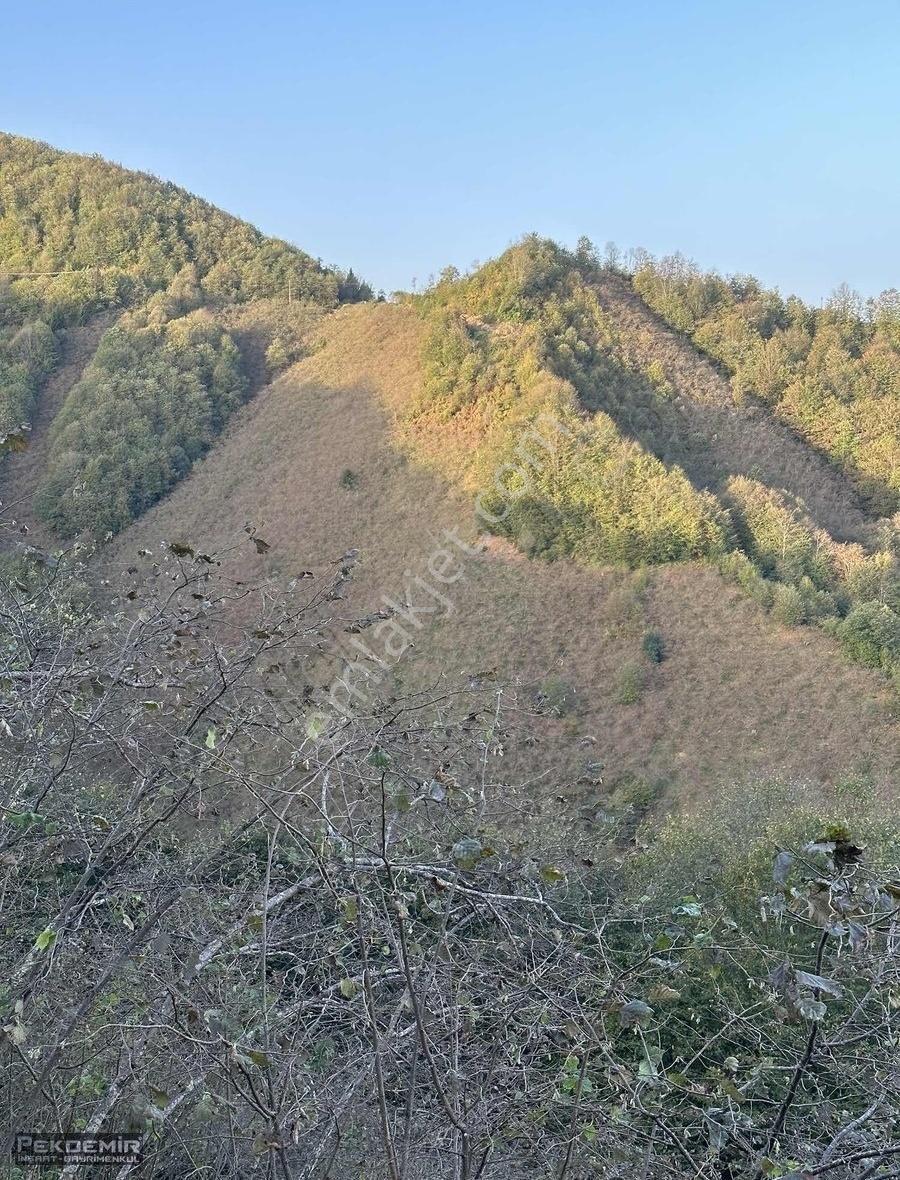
[[771, 583, 807, 626], [615, 662, 645, 704], [641, 627, 665, 662], [339, 468, 359, 490], [725, 476, 831, 588], [265, 335, 293, 375], [717, 550, 775, 610], [643, 357, 673, 397], [607, 775, 664, 810], [0, 319, 59, 435], [838, 601, 900, 671], [794, 574, 839, 622], [536, 676, 577, 716]]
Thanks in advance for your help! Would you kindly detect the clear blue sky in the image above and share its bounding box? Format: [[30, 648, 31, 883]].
[[3, 1, 898, 302]]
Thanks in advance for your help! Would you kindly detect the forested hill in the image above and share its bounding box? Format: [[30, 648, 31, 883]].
[[0, 131, 370, 535], [0, 131, 368, 306], [630, 249, 900, 516], [402, 237, 900, 682], [2, 137, 899, 688]]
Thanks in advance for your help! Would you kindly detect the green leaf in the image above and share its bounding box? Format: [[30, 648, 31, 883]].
[[797, 997, 827, 1022], [428, 779, 447, 802], [149, 1087, 170, 1109], [672, 896, 702, 918], [719, 1077, 744, 1103], [34, 926, 56, 952], [245, 1049, 271, 1069], [795, 971, 842, 998], [339, 978, 358, 999], [8, 811, 43, 831], [619, 999, 654, 1029], [647, 984, 681, 1004], [772, 850, 794, 887], [3, 1021, 28, 1045], [451, 836, 485, 869], [304, 712, 327, 740], [705, 1111, 729, 1152], [205, 726, 217, 749], [540, 864, 565, 884]]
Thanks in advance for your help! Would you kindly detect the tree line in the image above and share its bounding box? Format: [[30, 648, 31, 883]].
[[630, 250, 900, 515]]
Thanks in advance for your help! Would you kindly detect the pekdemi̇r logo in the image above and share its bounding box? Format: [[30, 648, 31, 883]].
[[14, 1133, 143, 1166]]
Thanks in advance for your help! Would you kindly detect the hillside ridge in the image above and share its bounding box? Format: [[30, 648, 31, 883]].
[[589, 270, 877, 545], [102, 300, 900, 803]]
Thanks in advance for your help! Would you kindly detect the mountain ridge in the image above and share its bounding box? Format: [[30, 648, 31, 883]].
[[2, 136, 899, 805], [100, 299, 900, 803]]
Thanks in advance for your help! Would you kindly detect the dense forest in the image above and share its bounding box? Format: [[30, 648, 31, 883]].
[[0, 131, 370, 525], [0, 131, 368, 310], [35, 304, 246, 536]]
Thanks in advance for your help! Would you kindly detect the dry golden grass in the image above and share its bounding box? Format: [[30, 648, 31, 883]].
[[103, 301, 900, 810]]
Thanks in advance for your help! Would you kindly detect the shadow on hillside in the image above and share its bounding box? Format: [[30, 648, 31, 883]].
[[570, 275, 880, 547], [98, 312, 900, 809]]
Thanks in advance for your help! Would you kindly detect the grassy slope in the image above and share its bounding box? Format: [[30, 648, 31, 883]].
[[0, 299, 327, 545], [104, 301, 900, 807]]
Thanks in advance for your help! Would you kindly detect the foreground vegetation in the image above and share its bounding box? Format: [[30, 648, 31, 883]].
[[2, 518, 899, 1179]]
